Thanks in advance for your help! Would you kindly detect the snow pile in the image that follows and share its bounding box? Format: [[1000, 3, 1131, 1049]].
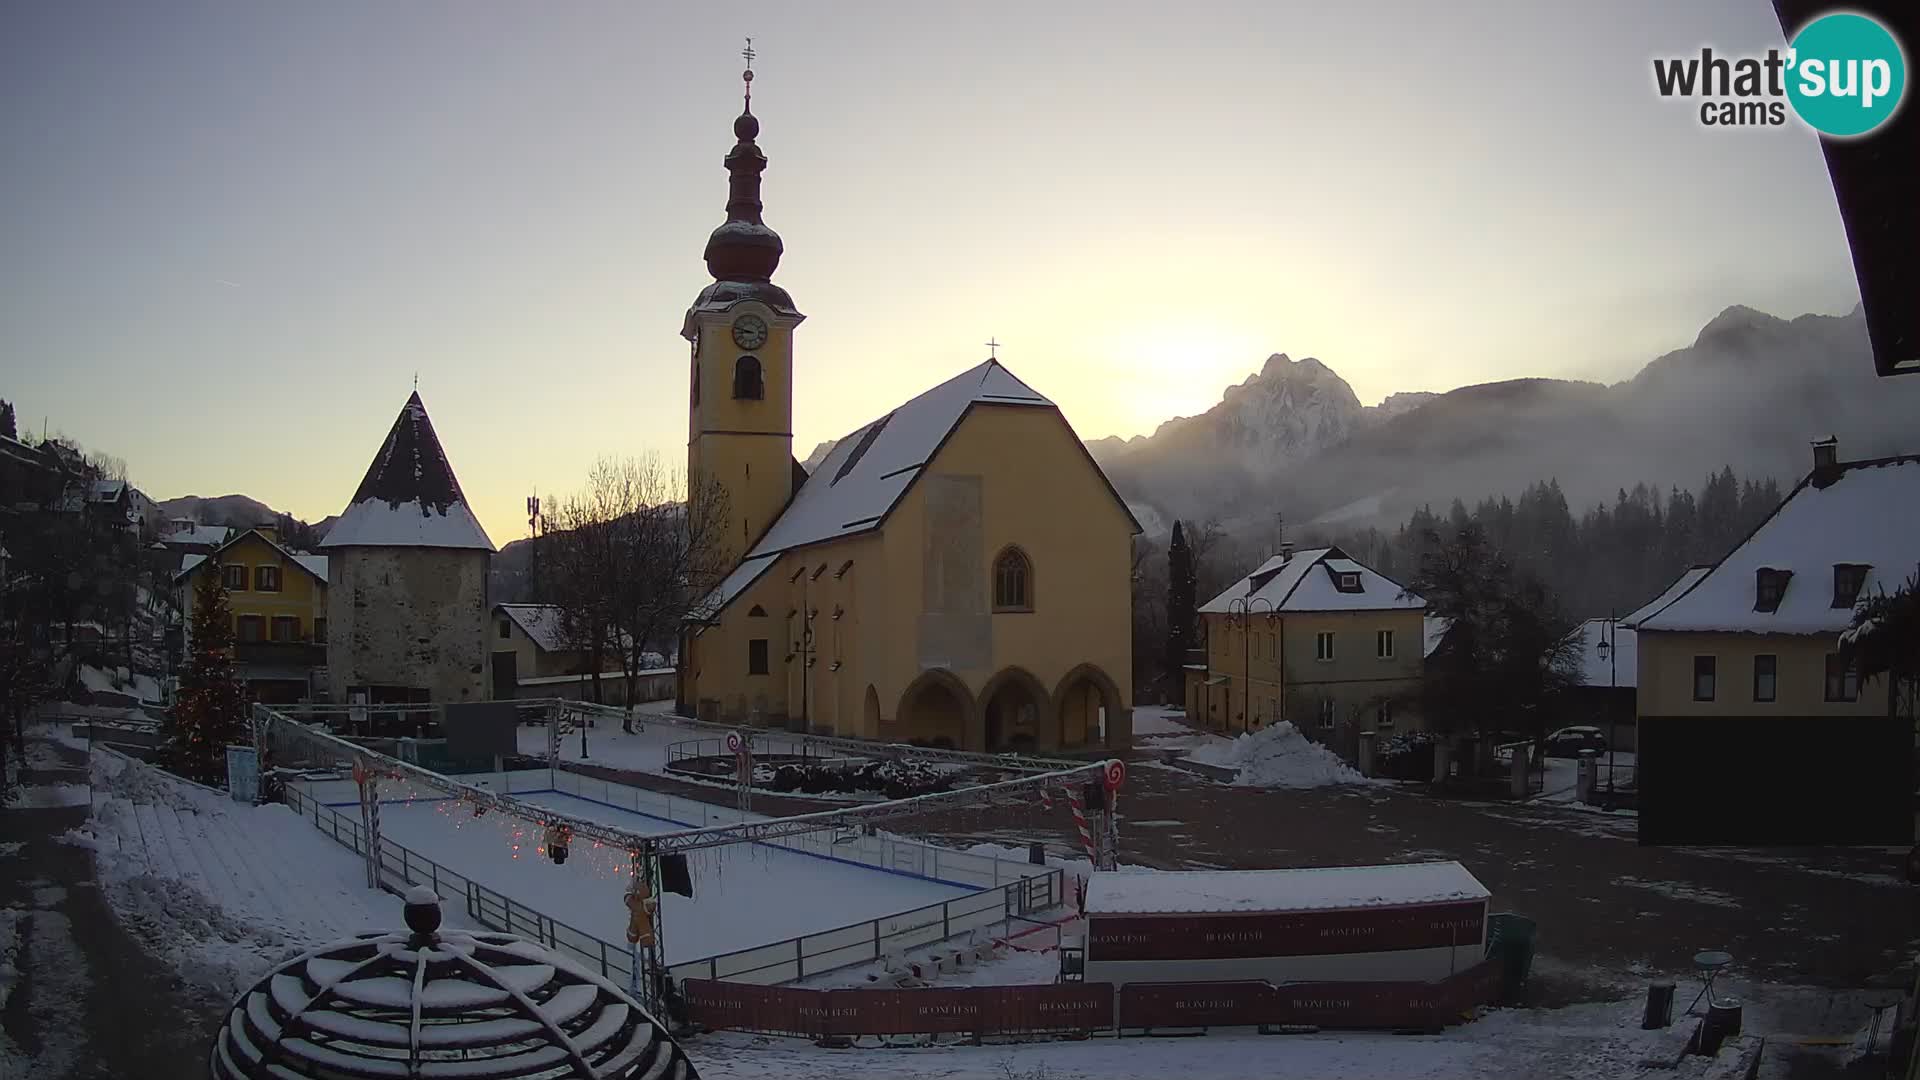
[[1186, 721, 1375, 788]]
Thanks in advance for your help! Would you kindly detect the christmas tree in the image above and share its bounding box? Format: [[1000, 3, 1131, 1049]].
[[162, 559, 250, 785]]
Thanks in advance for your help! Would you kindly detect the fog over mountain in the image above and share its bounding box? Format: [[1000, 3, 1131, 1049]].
[[1097, 304, 1915, 542]]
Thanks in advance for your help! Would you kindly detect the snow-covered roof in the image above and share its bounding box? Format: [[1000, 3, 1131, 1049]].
[[693, 553, 779, 621], [1086, 861, 1488, 916], [1636, 455, 1920, 635], [163, 523, 232, 547], [89, 478, 127, 501], [1619, 566, 1712, 628], [320, 392, 494, 552], [747, 360, 1052, 558], [495, 604, 637, 654], [1423, 616, 1453, 658], [692, 359, 1136, 619], [1566, 618, 1635, 689], [174, 529, 329, 584], [1199, 547, 1425, 614]]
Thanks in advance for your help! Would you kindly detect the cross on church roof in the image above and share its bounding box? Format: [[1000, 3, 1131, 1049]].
[[985, 338, 1000, 359], [742, 37, 755, 106]]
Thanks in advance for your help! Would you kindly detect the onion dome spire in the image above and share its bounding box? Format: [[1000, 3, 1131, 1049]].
[[704, 38, 784, 283]]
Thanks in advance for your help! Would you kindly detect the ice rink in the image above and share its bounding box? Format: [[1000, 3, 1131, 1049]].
[[357, 788, 977, 966]]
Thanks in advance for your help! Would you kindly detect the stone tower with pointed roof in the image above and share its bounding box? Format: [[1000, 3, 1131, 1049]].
[[322, 392, 496, 707], [677, 74, 1140, 752]]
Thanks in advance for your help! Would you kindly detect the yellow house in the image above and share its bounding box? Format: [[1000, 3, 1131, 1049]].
[[1634, 442, 1917, 720], [177, 525, 328, 703], [1193, 546, 1427, 751], [676, 85, 1138, 753]]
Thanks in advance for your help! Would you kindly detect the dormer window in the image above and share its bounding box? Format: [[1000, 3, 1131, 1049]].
[[1337, 573, 1361, 593], [1753, 568, 1792, 613], [1832, 564, 1870, 608], [733, 355, 764, 400]]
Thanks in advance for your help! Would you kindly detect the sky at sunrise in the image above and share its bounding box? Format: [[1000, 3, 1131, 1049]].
[[2, 0, 1864, 544]]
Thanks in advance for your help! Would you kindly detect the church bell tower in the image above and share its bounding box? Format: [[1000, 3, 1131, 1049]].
[[683, 41, 805, 567]]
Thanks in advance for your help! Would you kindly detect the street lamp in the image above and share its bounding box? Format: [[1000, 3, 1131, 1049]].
[[1227, 596, 1275, 735], [1595, 611, 1618, 794]]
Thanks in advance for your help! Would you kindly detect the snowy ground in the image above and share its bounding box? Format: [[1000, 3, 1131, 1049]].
[[79, 664, 164, 705], [359, 787, 977, 965], [1185, 722, 1383, 789], [64, 749, 445, 999], [679, 995, 1712, 1079]]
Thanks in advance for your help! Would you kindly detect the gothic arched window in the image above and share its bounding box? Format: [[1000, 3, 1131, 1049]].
[[733, 355, 764, 400], [992, 546, 1033, 612]]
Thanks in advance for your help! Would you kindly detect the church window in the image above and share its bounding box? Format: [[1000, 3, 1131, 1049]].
[[748, 638, 769, 675], [993, 546, 1033, 612], [733, 355, 764, 400], [748, 604, 767, 617]]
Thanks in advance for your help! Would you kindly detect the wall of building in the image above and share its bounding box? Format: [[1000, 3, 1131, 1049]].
[[488, 612, 596, 681], [687, 300, 799, 567], [183, 532, 328, 646], [1196, 608, 1424, 745], [685, 403, 1135, 751], [326, 547, 489, 703], [1637, 629, 1888, 717]]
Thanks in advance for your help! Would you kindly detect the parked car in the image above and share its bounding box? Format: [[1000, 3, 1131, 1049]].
[[1543, 726, 1608, 758]]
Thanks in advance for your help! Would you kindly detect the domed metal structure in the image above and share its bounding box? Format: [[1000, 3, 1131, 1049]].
[[210, 888, 697, 1079]]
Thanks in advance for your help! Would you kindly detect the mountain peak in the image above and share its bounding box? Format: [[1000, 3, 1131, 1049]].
[[1696, 304, 1786, 345]]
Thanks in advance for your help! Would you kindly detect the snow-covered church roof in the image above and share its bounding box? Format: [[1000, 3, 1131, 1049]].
[[1636, 454, 1920, 635], [1199, 547, 1425, 614], [320, 392, 495, 552], [696, 359, 1136, 618]]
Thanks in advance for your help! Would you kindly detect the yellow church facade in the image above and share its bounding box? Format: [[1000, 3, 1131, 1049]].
[[675, 78, 1136, 753]]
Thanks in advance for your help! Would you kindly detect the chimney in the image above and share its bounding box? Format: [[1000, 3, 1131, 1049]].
[[1279, 541, 1295, 561], [255, 522, 278, 542], [1810, 436, 1841, 488], [1811, 436, 1838, 471]]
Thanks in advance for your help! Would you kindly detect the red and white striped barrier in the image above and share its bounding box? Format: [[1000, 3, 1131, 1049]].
[[1067, 785, 1096, 861]]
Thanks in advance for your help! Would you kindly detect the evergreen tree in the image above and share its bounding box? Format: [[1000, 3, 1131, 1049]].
[[1165, 521, 1197, 692], [0, 399, 14, 439], [162, 560, 250, 786], [1840, 570, 1920, 721]]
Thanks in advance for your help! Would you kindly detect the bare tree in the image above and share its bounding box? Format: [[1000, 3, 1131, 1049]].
[[545, 455, 731, 732]]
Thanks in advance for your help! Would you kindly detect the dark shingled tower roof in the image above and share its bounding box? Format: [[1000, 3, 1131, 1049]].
[[320, 392, 495, 551]]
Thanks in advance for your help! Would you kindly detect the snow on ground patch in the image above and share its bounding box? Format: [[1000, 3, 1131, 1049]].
[[71, 750, 432, 998], [6, 783, 91, 808], [1130, 706, 1196, 738], [0, 909, 90, 1078], [1186, 722, 1378, 789], [1615, 877, 1743, 909]]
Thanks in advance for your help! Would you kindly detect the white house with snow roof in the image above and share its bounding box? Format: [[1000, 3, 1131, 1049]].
[[674, 85, 1138, 752], [1188, 545, 1427, 751], [1634, 440, 1918, 719], [321, 391, 496, 713]]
